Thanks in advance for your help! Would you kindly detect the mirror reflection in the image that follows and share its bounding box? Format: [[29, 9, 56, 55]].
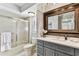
[[61, 11, 75, 30], [48, 11, 75, 30], [48, 15, 58, 30]]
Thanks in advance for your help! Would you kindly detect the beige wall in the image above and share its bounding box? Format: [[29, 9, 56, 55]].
[[37, 3, 70, 13]]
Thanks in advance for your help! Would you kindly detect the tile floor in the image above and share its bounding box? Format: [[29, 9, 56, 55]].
[[17, 51, 37, 56]]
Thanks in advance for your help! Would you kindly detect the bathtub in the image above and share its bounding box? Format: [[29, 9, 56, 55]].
[[0, 44, 26, 56]]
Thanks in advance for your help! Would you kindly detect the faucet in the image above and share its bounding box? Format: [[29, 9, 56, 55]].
[[64, 35, 68, 40]]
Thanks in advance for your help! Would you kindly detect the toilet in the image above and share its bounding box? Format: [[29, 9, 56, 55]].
[[23, 44, 35, 56]]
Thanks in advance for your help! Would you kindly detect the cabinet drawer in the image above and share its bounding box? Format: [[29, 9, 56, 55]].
[[37, 45, 44, 55], [56, 44, 74, 55], [54, 51, 70, 56], [44, 47, 55, 56], [37, 40, 44, 46], [44, 41, 56, 50], [75, 49, 79, 56]]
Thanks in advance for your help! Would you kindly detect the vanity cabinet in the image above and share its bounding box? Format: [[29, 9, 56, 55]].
[[43, 41, 74, 56], [54, 51, 70, 56], [37, 45, 44, 56], [37, 40, 79, 56], [55, 44, 74, 55], [44, 47, 55, 56], [44, 47, 69, 56], [74, 49, 79, 56], [37, 40, 44, 56]]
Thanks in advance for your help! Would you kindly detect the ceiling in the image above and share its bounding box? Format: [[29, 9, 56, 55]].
[[14, 3, 35, 12], [0, 3, 35, 12], [15, 3, 25, 7], [0, 3, 35, 18]]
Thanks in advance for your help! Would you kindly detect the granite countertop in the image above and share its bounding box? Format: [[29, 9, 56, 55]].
[[37, 36, 79, 49]]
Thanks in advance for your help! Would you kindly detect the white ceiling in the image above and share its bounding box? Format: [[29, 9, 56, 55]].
[[15, 3, 35, 12], [0, 3, 35, 18], [15, 3, 25, 7], [0, 3, 35, 12]]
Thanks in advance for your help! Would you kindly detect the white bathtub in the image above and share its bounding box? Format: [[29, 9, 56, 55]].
[[0, 44, 26, 56]]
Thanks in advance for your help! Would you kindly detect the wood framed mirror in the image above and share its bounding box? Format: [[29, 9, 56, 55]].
[[44, 3, 79, 37]]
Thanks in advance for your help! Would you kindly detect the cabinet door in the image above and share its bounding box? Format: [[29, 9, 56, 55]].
[[56, 44, 74, 55], [44, 47, 55, 56], [37, 45, 44, 56], [54, 51, 70, 56], [75, 49, 79, 56], [44, 41, 56, 50]]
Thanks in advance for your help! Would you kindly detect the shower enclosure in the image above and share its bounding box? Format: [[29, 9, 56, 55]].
[[0, 16, 29, 55]]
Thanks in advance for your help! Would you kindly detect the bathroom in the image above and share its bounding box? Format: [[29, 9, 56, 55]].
[[0, 3, 79, 56]]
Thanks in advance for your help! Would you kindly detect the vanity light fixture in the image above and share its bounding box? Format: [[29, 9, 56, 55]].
[[28, 12, 35, 14], [28, 12, 35, 16]]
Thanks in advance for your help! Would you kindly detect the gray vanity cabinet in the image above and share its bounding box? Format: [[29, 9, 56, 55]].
[[44, 47, 69, 56], [44, 47, 55, 56], [54, 51, 70, 56], [56, 44, 74, 55], [37, 40, 44, 56], [37, 40, 79, 56], [75, 49, 79, 56], [37, 45, 44, 56], [43, 41, 71, 56], [44, 41, 57, 50]]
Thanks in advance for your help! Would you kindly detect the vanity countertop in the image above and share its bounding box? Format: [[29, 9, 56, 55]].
[[37, 36, 79, 49]]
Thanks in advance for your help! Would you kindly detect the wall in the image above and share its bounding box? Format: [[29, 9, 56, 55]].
[[37, 3, 70, 13]]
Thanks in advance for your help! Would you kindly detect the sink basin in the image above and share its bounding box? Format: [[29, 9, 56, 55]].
[[42, 35, 79, 43], [67, 37, 79, 43]]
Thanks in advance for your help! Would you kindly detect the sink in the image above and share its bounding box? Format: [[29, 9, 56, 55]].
[[42, 35, 79, 43], [67, 37, 79, 43]]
